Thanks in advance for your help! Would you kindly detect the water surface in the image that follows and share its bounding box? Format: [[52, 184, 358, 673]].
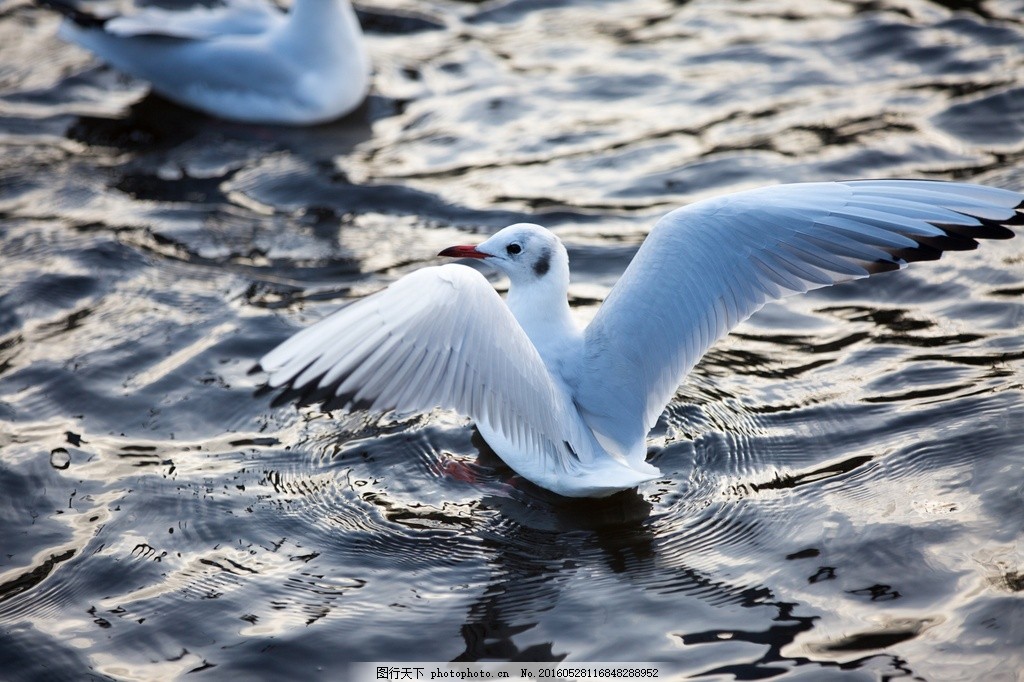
[[1, 0, 1023, 679]]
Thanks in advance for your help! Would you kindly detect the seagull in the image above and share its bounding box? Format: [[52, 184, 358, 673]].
[[260, 180, 1023, 497], [42, 0, 370, 125]]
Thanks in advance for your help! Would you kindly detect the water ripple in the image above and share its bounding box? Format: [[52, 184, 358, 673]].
[[1, 0, 1023, 678]]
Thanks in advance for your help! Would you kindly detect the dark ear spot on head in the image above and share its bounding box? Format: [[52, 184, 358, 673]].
[[533, 248, 551, 276]]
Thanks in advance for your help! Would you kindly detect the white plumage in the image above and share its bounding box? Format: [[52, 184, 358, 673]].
[[47, 0, 369, 125], [261, 180, 1022, 497]]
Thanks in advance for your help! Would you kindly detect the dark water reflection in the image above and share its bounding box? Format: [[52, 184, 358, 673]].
[[2, 0, 1023, 679]]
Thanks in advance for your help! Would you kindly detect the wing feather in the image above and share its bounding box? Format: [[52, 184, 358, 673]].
[[260, 264, 599, 478], [577, 180, 1022, 461]]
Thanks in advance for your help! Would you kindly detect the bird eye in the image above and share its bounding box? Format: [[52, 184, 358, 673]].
[[506, 243, 522, 255]]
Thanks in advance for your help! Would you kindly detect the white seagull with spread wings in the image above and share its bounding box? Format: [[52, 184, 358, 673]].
[[43, 0, 369, 125], [261, 180, 1022, 497]]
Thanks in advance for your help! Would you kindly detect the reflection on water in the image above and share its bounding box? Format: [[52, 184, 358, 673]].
[[1, 0, 1023, 679]]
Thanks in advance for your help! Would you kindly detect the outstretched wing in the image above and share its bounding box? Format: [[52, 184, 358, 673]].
[[576, 180, 1023, 462], [260, 264, 596, 478]]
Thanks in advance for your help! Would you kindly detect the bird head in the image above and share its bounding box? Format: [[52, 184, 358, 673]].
[[438, 223, 568, 288]]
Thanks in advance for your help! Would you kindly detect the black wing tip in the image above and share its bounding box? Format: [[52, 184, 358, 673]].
[[37, 0, 110, 28], [919, 233, 981, 253], [253, 383, 275, 399], [267, 377, 332, 409], [1007, 200, 1024, 227], [939, 220, 1016, 241], [886, 201, 1021, 267], [259, 362, 364, 414], [251, 363, 337, 408], [865, 258, 905, 275]]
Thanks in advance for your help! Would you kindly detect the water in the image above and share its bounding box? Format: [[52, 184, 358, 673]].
[[1, 0, 1023, 679]]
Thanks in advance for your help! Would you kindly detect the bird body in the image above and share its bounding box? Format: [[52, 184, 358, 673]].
[[261, 180, 1023, 497], [48, 0, 369, 125]]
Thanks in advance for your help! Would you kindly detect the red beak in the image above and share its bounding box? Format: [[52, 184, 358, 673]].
[[438, 245, 488, 259]]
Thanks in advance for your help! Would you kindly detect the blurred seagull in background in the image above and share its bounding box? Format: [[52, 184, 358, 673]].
[[41, 0, 370, 125], [260, 180, 1023, 498]]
